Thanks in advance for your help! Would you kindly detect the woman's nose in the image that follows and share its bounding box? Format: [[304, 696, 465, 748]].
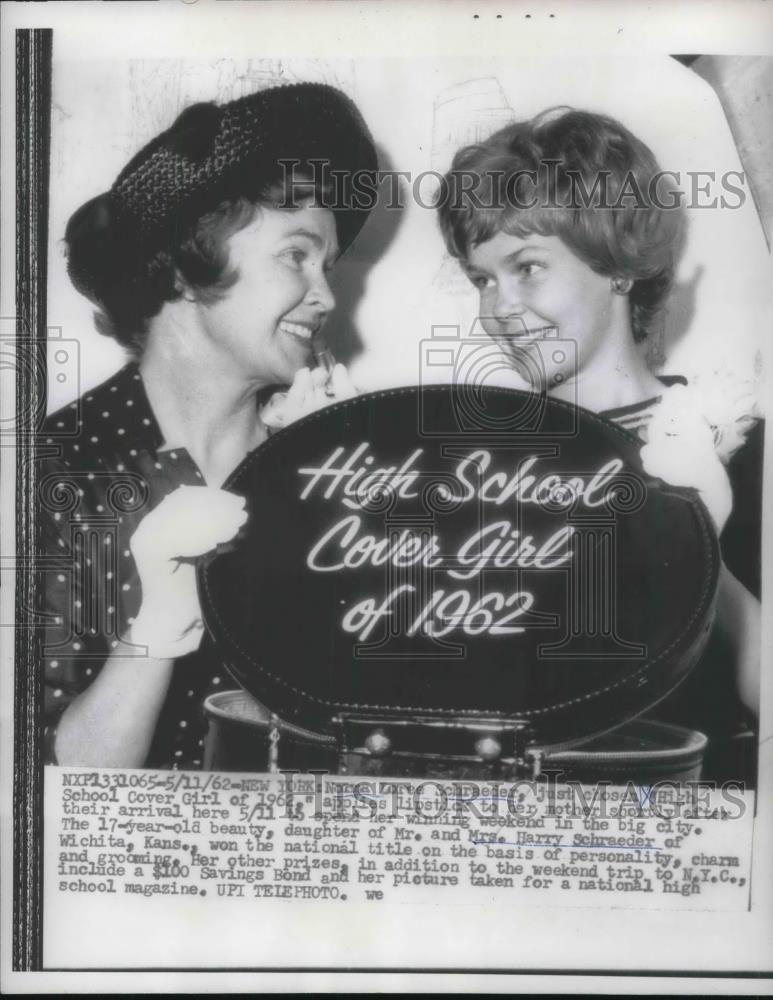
[[491, 281, 525, 321], [307, 269, 336, 313]]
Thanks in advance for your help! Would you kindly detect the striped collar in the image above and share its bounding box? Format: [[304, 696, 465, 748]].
[[600, 376, 688, 437]]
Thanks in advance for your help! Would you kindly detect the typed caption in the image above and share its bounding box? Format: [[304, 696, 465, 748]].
[[47, 768, 753, 911]]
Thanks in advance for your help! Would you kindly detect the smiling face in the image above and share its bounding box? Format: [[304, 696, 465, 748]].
[[464, 231, 626, 393], [192, 203, 339, 387]]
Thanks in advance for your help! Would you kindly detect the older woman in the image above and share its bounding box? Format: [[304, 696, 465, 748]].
[[438, 108, 762, 782], [41, 83, 377, 769]]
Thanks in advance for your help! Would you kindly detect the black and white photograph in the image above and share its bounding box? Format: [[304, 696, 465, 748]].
[[2, 0, 772, 993]]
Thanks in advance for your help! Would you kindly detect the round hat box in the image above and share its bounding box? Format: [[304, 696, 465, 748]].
[[198, 385, 719, 781]]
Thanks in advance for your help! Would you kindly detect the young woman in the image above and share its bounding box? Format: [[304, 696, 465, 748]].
[[41, 83, 377, 769], [437, 109, 762, 782]]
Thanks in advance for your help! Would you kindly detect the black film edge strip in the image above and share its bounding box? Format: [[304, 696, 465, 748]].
[[14, 26, 52, 972]]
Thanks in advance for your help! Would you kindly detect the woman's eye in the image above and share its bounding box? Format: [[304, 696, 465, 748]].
[[469, 274, 491, 290], [519, 261, 545, 278], [282, 248, 307, 267]]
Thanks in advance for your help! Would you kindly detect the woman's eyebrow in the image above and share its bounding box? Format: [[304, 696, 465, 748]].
[[504, 244, 546, 262], [282, 227, 323, 244], [464, 244, 548, 274]]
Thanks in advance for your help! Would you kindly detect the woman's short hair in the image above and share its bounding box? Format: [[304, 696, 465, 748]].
[[437, 108, 685, 342], [65, 84, 377, 354], [66, 175, 326, 354]]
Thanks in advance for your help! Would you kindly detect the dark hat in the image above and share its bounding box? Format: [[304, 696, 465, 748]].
[[65, 82, 378, 309], [103, 82, 377, 252]]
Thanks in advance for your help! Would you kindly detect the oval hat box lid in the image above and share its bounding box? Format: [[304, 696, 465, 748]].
[[198, 385, 719, 751]]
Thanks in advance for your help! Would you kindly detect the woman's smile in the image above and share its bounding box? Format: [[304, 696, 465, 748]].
[[276, 318, 323, 358], [277, 319, 319, 343], [497, 323, 559, 342]]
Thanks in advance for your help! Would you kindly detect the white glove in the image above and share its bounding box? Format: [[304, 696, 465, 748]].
[[640, 384, 733, 534], [261, 364, 357, 430], [128, 485, 248, 658]]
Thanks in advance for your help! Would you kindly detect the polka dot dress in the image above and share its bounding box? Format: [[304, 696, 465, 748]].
[[40, 363, 231, 769]]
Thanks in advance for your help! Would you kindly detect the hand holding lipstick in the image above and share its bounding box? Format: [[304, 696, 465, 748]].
[[261, 362, 358, 430]]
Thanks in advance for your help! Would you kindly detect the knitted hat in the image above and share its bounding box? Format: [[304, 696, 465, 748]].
[[66, 83, 378, 302]]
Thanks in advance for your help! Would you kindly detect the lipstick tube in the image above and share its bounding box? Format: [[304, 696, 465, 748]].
[[312, 340, 337, 397]]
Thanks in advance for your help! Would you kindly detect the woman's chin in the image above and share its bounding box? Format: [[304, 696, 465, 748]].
[[504, 357, 550, 393], [282, 342, 313, 376], [263, 351, 308, 387]]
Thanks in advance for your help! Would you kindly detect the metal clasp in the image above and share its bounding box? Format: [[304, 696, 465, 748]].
[[267, 714, 281, 773], [513, 723, 541, 778]]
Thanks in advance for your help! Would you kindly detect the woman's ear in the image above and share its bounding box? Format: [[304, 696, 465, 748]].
[[611, 277, 633, 295], [173, 271, 197, 303]]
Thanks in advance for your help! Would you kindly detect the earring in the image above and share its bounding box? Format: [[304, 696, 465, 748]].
[[612, 277, 633, 295]]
